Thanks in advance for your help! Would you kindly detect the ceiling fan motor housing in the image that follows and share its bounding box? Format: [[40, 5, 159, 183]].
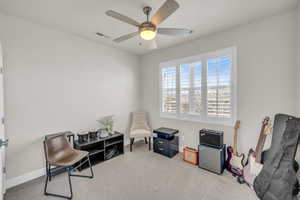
[[139, 22, 156, 33]]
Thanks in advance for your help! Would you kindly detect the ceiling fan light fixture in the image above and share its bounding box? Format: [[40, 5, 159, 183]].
[[139, 22, 157, 40], [140, 29, 156, 40]]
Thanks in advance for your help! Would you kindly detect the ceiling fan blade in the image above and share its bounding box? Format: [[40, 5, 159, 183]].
[[157, 28, 193, 36], [151, 0, 179, 26], [106, 10, 140, 27], [114, 32, 139, 43]]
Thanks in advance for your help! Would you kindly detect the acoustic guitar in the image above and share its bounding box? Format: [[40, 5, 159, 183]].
[[226, 120, 245, 176], [243, 116, 272, 187]]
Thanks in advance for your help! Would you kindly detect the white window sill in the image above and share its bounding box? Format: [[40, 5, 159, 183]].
[[159, 113, 235, 127]]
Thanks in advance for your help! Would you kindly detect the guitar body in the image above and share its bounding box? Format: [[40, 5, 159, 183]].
[[243, 149, 259, 186], [225, 146, 233, 172], [226, 146, 245, 176], [243, 149, 264, 187], [226, 120, 245, 176], [243, 117, 272, 187], [230, 154, 245, 171]]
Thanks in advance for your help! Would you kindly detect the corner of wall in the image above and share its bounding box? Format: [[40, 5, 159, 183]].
[[137, 55, 143, 111]]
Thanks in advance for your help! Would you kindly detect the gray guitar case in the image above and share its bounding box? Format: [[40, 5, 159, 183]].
[[254, 114, 300, 200]]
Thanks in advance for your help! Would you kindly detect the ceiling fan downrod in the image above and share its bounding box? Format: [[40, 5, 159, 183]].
[[143, 6, 152, 22]]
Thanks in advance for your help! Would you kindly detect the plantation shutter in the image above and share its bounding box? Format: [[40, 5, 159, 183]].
[[179, 64, 190, 113], [192, 63, 202, 113], [179, 62, 202, 114], [160, 47, 236, 125], [161, 66, 177, 113], [206, 56, 232, 118]]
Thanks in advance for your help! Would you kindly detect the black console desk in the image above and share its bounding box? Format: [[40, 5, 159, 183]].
[[154, 136, 179, 158], [153, 127, 179, 158], [74, 132, 124, 170]]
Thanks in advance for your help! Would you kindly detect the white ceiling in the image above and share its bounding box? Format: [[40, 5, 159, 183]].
[[0, 0, 298, 55]]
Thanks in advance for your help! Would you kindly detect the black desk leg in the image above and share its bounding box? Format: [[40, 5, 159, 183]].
[[149, 137, 151, 151]]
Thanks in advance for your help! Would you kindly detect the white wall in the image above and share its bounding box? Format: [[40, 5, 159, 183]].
[[0, 13, 140, 179], [141, 11, 298, 154]]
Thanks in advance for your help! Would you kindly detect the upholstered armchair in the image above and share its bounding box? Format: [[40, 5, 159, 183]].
[[129, 112, 152, 152]]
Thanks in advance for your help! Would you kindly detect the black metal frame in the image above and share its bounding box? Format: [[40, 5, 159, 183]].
[[44, 155, 94, 199], [130, 137, 151, 152]]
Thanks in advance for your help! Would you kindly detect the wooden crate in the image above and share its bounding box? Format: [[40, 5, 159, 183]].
[[183, 147, 199, 165]]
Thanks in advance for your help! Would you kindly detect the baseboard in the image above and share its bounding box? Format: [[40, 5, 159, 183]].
[[6, 168, 46, 189], [6, 139, 147, 189]]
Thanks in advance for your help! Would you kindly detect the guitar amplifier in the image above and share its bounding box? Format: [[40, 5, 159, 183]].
[[199, 129, 223, 149], [198, 144, 226, 174], [183, 147, 198, 165]]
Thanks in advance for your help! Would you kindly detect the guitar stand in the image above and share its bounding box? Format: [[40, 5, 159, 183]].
[[237, 176, 246, 184]]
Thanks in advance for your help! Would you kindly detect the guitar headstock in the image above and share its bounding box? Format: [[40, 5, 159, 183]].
[[263, 124, 272, 135], [234, 120, 241, 130], [262, 116, 272, 135], [262, 116, 270, 126]]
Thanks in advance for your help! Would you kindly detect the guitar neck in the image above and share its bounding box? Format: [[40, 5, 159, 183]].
[[233, 128, 238, 155], [254, 125, 267, 163]]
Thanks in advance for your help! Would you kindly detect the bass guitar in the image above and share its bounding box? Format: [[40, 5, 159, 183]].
[[226, 120, 245, 176], [243, 116, 272, 187]]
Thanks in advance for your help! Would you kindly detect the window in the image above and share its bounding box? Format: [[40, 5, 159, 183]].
[[161, 66, 177, 113], [159, 47, 237, 125]]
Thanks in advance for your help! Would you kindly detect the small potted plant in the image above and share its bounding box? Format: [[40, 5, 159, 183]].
[[97, 115, 115, 137]]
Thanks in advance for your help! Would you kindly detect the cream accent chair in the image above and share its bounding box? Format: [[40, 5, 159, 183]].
[[129, 112, 152, 152]]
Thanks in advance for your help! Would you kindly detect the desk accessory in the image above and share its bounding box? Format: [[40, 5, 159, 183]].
[[77, 132, 89, 143], [89, 129, 98, 139], [98, 129, 109, 138]]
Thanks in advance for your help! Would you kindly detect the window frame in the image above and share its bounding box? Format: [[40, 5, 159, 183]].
[[159, 47, 237, 126]]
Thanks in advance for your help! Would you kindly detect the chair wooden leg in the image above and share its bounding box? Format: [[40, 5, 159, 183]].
[[130, 138, 134, 152], [149, 137, 151, 151], [144, 137, 148, 144]]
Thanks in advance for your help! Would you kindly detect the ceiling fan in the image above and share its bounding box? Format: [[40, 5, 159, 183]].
[[105, 0, 193, 46]]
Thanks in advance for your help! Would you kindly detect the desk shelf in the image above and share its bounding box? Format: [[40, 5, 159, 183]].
[[74, 132, 124, 170]]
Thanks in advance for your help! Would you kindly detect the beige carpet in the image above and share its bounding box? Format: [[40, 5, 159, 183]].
[[5, 141, 258, 200]]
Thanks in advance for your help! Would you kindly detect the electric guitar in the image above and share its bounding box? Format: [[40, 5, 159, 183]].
[[243, 117, 272, 187], [226, 120, 245, 176]]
